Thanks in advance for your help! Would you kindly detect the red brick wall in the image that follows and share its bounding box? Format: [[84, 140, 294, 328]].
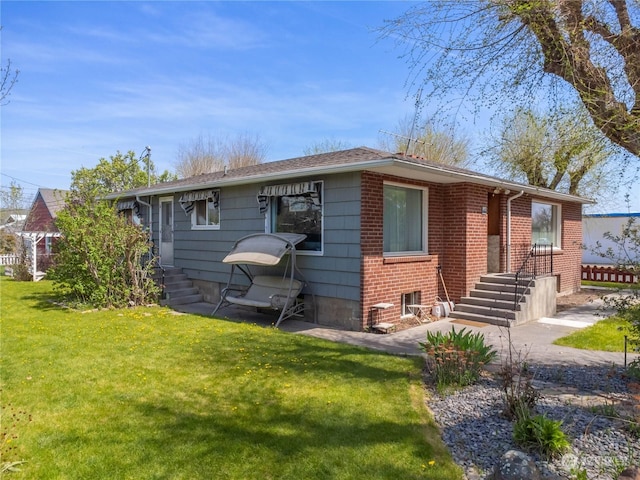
[[361, 172, 440, 329], [359, 175, 584, 330], [441, 183, 488, 300], [556, 201, 583, 294], [499, 194, 582, 294]]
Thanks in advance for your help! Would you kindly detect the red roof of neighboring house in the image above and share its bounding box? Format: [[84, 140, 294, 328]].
[[22, 188, 68, 233]]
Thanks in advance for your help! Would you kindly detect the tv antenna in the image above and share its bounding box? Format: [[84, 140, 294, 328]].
[[407, 88, 423, 152], [379, 88, 424, 154]]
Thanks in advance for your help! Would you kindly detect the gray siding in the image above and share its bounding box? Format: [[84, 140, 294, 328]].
[[152, 172, 363, 302]]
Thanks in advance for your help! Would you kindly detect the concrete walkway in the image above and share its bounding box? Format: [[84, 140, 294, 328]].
[[175, 298, 638, 367]]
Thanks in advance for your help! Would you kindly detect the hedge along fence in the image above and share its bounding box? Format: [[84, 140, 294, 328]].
[[582, 265, 638, 284]]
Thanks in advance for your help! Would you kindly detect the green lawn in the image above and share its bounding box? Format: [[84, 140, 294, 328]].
[[553, 316, 633, 352], [581, 280, 638, 290], [0, 278, 460, 479]]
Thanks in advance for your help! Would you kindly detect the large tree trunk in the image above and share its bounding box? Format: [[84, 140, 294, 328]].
[[513, 0, 640, 157]]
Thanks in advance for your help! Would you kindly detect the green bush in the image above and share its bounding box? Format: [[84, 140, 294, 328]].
[[49, 199, 159, 308], [513, 412, 570, 458], [420, 327, 497, 391]]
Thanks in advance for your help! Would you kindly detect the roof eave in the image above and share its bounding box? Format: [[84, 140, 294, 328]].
[[106, 155, 594, 205]]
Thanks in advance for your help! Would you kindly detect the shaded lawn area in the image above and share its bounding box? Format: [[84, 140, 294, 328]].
[[0, 278, 461, 479], [553, 316, 632, 352]]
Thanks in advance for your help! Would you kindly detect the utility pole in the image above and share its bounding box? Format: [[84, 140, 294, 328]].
[[139, 146, 151, 187]]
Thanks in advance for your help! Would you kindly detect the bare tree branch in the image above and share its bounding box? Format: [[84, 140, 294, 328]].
[[379, 0, 640, 157]]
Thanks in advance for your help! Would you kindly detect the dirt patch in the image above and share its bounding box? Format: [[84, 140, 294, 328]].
[[556, 288, 603, 312]]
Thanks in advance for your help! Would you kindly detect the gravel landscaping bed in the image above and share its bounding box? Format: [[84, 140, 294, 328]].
[[427, 365, 639, 479]]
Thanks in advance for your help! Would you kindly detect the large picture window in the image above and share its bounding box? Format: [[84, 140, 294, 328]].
[[531, 201, 560, 247], [260, 181, 323, 253], [383, 183, 427, 254]]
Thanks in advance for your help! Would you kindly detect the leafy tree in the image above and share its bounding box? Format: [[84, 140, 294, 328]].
[[71, 150, 174, 201], [175, 133, 266, 178], [303, 138, 352, 156], [378, 116, 471, 167], [486, 105, 618, 196], [0, 180, 27, 214], [49, 151, 165, 308], [379, 0, 640, 158]]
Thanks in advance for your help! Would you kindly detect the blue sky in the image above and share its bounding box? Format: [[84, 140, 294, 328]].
[[1, 1, 419, 199], [1, 1, 639, 211]]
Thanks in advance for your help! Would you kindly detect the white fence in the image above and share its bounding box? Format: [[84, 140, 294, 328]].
[[0, 254, 20, 266]]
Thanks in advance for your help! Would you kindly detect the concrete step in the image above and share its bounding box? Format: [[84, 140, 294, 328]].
[[154, 266, 203, 308], [479, 274, 536, 287], [161, 293, 204, 307], [163, 280, 193, 291], [449, 310, 512, 327], [468, 289, 523, 302], [163, 273, 189, 283], [164, 287, 199, 298], [474, 282, 530, 295], [455, 303, 517, 320], [460, 296, 521, 311]]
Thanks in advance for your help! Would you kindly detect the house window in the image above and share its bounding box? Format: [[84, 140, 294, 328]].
[[116, 199, 141, 225], [45, 236, 53, 255], [179, 190, 220, 230], [401, 291, 420, 317], [383, 183, 428, 254], [192, 198, 220, 228], [531, 201, 561, 247], [260, 181, 323, 253]]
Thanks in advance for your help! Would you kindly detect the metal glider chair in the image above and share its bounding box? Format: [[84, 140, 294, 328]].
[[212, 233, 315, 327]]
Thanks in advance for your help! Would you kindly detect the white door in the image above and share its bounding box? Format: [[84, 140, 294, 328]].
[[159, 197, 174, 266]]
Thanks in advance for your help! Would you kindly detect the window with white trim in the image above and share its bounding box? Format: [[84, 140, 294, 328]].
[[531, 201, 561, 247], [259, 181, 323, 253], [192, 198, 220, 228], [401, 291, 420, 317], [383, 183, 428, 254], [179, 190, 220, 230]]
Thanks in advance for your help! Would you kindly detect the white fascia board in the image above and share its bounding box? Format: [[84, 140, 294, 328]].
[[106, 156, 593, 205]]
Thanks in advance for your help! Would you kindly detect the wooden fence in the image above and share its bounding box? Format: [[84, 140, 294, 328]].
[[582, 265, 638, 284]]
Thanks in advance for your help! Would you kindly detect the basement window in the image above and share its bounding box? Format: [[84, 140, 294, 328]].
[[401, 291, 420, 317]]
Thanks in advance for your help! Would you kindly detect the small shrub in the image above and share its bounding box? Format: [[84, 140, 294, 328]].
[[513, 412, 570, 459], [501, 362, 540, 420], [420, 327, 497, 391], [500, 328, 540, 420]]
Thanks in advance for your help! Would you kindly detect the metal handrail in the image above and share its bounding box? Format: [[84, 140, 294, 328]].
[[513, 243, 554, 309]]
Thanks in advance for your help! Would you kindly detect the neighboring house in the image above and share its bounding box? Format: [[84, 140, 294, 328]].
[[582, 212, 640, 265], [107, 147, 590, 331], [21, 188, 68, 279], [1, 213, 27, 227], [0, 213, 26, 234]]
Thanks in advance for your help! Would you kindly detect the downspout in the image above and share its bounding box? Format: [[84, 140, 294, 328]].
[[136, 195, 153, 263], [506, 190, 524, 273]]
